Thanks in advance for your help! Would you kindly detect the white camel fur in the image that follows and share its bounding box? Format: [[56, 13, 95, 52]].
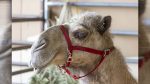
[[30, 12, 137, 84]]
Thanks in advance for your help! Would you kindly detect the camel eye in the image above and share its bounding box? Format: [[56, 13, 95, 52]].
[[73, 31, 88, 40]]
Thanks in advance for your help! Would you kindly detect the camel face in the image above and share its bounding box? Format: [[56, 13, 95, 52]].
[[30, 12, 113, 69]]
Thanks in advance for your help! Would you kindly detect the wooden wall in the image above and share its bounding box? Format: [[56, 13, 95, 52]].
[[12, 0, 42, 41], [0, 0, 10, 25]]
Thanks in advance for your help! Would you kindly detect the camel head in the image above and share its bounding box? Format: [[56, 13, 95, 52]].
[[30, 12, 113, 69]]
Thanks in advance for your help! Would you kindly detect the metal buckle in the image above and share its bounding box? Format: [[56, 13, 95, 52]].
[[67, 56, 72, 62], [104, 49, 110, 57], [67, 49, 72, 62], [67, 48, 71, 56]]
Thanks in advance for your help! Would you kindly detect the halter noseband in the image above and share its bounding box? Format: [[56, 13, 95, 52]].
[[59, 25, 115, 80]]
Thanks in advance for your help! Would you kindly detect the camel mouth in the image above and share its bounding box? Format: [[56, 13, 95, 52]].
[[30, 46, 58, 68], [32, 43, 47, 53], [31, 48, 46, 55]]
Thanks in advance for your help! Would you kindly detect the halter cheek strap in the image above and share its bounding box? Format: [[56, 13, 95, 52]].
[[60, 25, 115, 80]]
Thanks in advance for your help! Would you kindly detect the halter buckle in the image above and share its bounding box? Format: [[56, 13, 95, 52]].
[[104, 49, 110, 57], [67, 49, 72, 63], [67, 56, 72, 62]]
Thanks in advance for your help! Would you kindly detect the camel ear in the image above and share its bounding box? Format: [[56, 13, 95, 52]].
[[97, 16, 112, 35]]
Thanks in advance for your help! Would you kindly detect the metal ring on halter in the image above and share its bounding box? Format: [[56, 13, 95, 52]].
[[67, 57, 72, 62], [104, 49, 110, 57], [67, 49, 72, 62]]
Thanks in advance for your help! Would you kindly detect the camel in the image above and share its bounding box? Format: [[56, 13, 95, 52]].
[[30, 12, 137, 84], [139, 0, 150, 84]]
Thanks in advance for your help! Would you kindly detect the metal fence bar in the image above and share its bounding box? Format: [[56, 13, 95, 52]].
[[12, 40, 33, 46], [12, 41, 33, 50], [41, 0, 45, 31], [44, 0, 49, 30], [12, 16, 44, 22], [12, 62, 28, 66], [47, 2, 138, 8], [12, 45, 31, 51], [126, 57, 138, 64], [12, 68, 34, 75], [111, 31, 138, 36]]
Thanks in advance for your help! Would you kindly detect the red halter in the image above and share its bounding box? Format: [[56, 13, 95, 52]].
[[139, 51, 150, 68], [59, 25, 115, 80]]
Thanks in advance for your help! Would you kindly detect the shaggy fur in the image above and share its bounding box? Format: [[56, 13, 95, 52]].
[[30, 12, 137, 84]]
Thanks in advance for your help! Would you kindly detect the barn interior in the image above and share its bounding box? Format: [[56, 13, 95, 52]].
[[11, 0, 149, 83]]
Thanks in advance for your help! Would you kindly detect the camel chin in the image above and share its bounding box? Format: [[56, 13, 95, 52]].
[[30, 48, 58, 68]]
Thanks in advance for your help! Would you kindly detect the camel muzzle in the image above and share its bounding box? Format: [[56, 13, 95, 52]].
[[31, 38, 48, 53]]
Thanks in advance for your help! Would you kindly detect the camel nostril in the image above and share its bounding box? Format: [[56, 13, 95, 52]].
[[33, 38, 48, 52]]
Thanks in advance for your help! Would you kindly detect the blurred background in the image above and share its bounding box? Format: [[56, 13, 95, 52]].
[[12, 0, 139, 84], [142, 0, 150, 41]]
